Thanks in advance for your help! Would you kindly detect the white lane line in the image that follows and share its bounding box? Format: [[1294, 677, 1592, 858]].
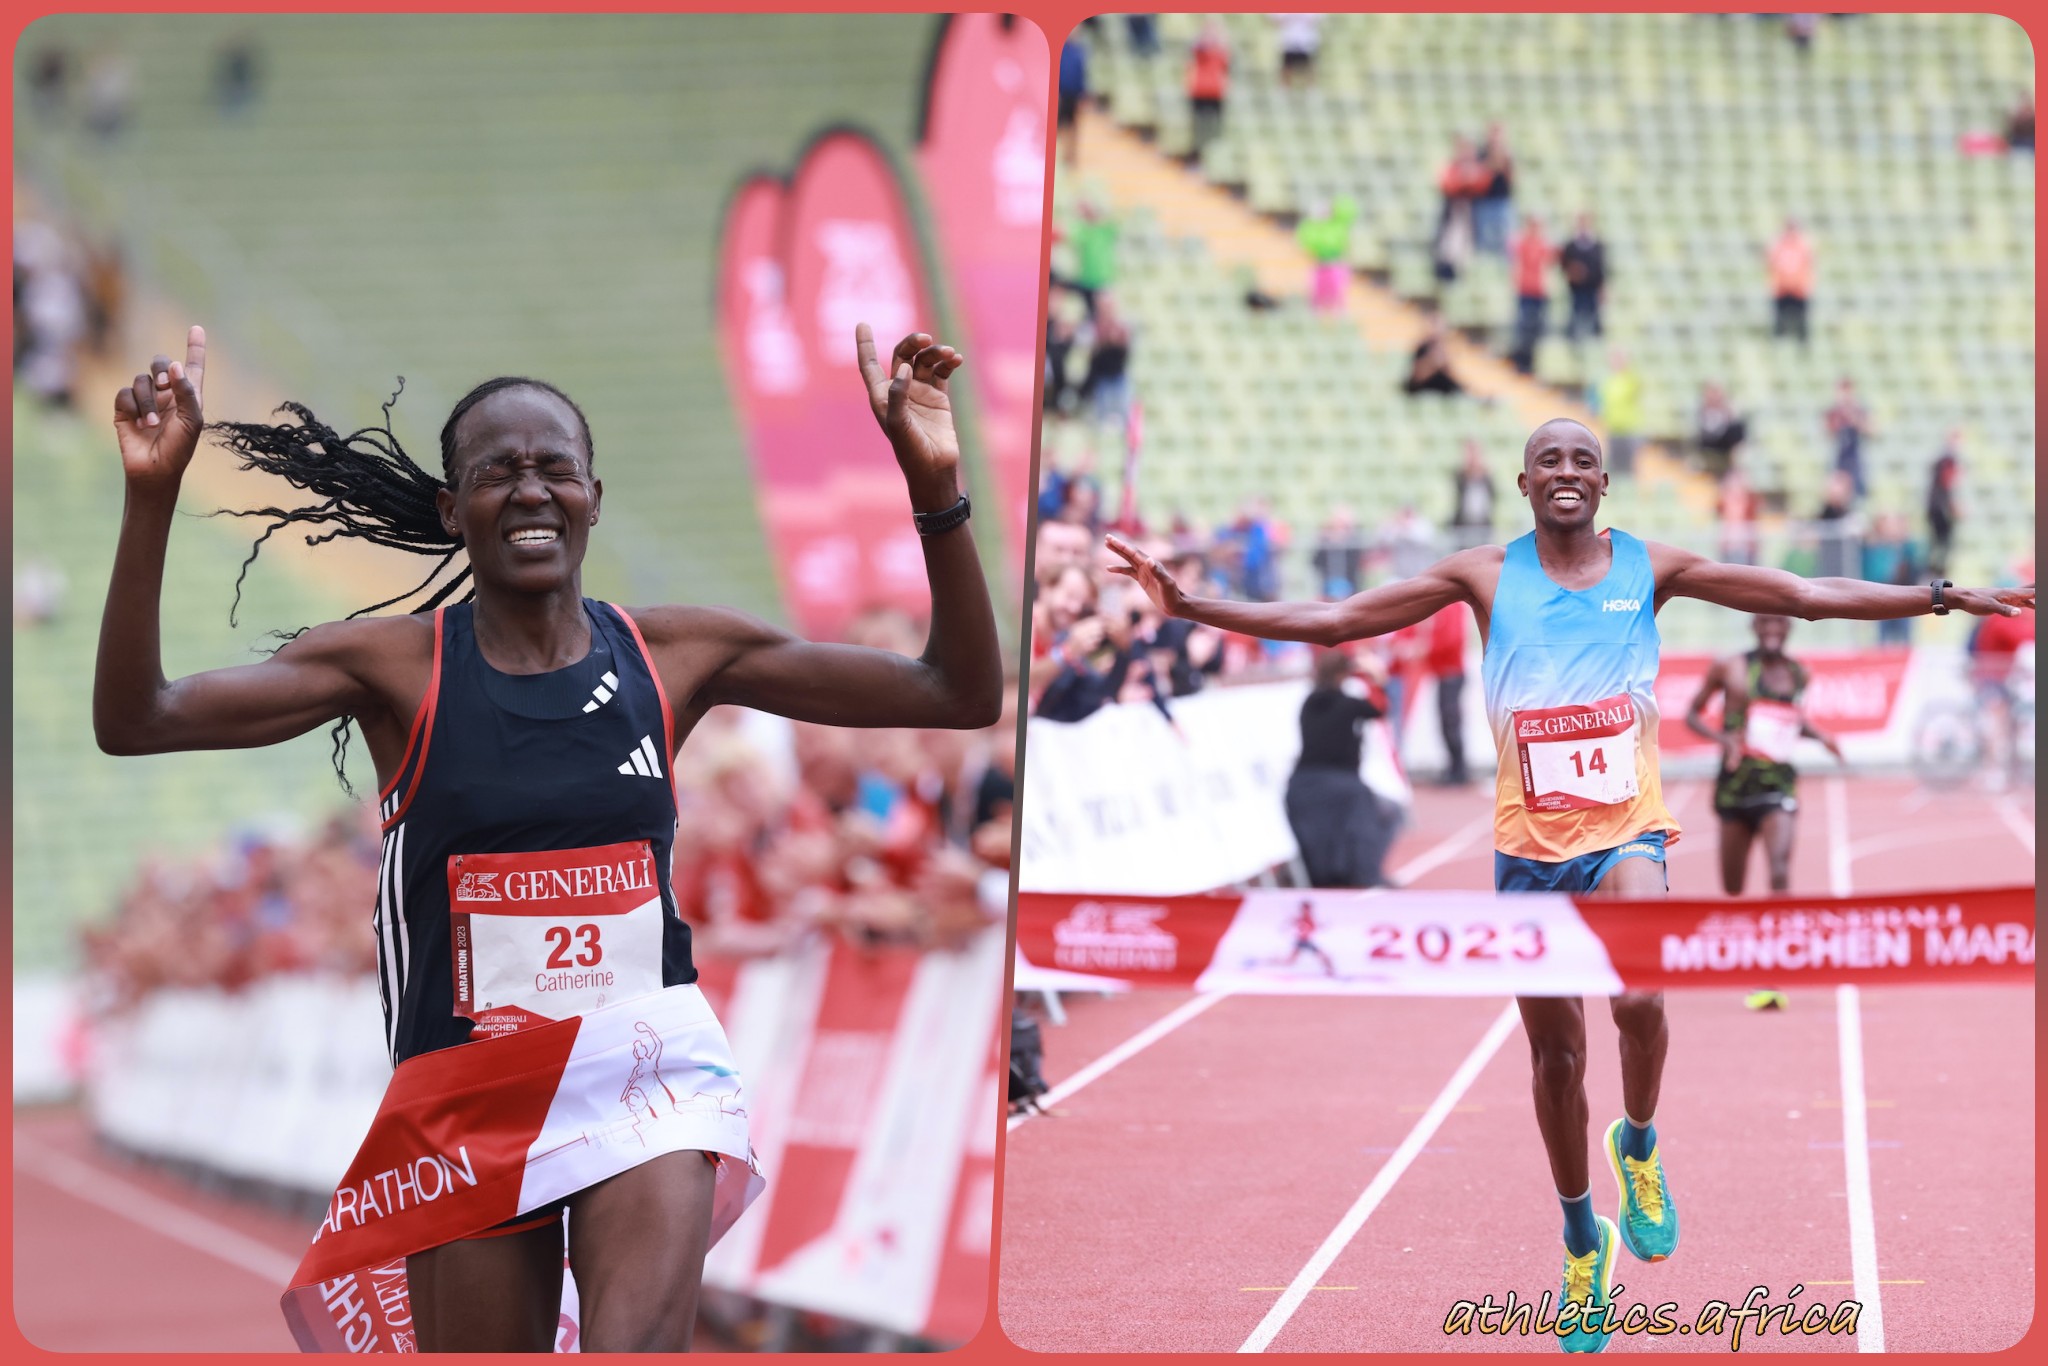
[[1238, 1001, 1520, 1353], [1843, 824, 2011, 864], [1389, 811, 1494, 885], [1824, 775, 1886, 1353], [1991, 794, 2035, 856], [14, 1141, 300, 1285], [1009, 810, 1504, 1134], [1835, 986, 1886, 1354], [1006, 991, 1231, 1133], [1825, 774, 1854, 901]]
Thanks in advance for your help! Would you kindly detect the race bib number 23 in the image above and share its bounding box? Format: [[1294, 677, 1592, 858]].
[[448, 840, 666, 1039], [1513, 693, 1641, 813]]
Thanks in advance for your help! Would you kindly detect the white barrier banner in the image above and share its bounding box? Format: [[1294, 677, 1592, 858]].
[[1196, 888, 1625, 997], [1021, 682, 1409, 896], [85, 976, 391, 1193]]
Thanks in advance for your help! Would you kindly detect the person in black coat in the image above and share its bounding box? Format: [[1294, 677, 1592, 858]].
[[1559, 213, 1607, 343], [1283, 648, 1399, 888]]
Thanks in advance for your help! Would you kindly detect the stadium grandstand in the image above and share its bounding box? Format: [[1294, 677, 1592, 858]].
[[15, 13, 1015, 1352], [14, 12, 939, 969], [1046, 12, 2033, 651]]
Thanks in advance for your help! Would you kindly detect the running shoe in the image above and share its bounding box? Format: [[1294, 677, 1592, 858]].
[[1605, 1117, 1680, 1262], [1556, 1214, 1618, 1353]]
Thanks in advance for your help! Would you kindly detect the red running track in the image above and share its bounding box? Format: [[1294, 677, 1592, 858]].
[[998, 775, 2035, 1353], [12, 1106, 309, 1352]]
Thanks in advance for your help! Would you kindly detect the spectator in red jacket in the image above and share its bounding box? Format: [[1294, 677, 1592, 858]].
[[1187, 21, 1231, 156], [1508, 215, 1556, 375], [1767, 218, 1814, 344], [1970, 596, 2036, 791], [1432, 136, 1487, 282], [1421, 603, 1474, 785]]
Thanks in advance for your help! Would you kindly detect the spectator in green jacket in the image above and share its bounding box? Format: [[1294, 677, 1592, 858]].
[[1590, 349, 1644, 474], [1069, 196, 1120, 319], [1298, 194, 1358, 316]]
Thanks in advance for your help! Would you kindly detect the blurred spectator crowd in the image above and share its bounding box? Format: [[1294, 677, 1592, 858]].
[[83, 609, 1015, 1010], [1026, 485, 1485, 728], [84, 809, 385, 1009], [13, 213, 124, 409]]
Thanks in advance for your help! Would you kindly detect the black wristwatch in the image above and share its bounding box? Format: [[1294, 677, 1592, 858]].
[[1930, 579, 1954, 616], [913, 493, 971, 537]]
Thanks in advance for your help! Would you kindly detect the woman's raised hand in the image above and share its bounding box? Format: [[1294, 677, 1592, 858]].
[[855, 322, 965, 511], [111, 325, 207, 493]]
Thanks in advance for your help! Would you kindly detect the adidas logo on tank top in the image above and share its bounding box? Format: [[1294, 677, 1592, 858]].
[[618, 734, 664, 779], [583, 670, 621, 713]]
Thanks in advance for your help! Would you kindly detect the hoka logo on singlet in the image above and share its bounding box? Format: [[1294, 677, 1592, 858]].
[[1602, 599, 1643, 612], [454, 872, 503, 902]]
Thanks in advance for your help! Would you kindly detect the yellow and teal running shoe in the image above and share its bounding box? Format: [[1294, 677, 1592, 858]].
[[1605, 1118, 1680, 1262], [1556, 1215, 1618, 1353]]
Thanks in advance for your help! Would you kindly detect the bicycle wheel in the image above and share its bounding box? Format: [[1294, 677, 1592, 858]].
[[1911, 703, 1982, 791]]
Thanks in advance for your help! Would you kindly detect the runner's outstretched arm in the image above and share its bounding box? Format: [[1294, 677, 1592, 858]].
[[1104, 534, 1487, 647], [93, 328, 382, 755], [1649, 543, 2033, 620], [650, 326, 1002, 731]]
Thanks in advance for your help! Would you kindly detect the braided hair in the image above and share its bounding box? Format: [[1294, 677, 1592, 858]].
[[208, 376, 595, 792]]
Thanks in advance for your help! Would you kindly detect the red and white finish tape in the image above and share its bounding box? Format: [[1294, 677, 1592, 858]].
[[1014, 886, 2036, 995]]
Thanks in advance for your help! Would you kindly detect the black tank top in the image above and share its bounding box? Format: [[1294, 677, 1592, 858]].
[[371, 600, 696, 1065]]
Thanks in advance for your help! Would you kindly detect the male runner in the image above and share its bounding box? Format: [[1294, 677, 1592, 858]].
[[1105, 418, 2031, 1352], [1685, 614, 1843, 895]]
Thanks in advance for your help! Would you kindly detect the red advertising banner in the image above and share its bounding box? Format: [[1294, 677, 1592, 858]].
[[916, 14, 1050, 588], [717, 130, 939, 641], [923, 1025, 999, 1344], [694, 932, 1004, 1343], [1576, 886, 2036, 989], [1651, 649, 1913, 754], [1013, 892, 1249, 989]]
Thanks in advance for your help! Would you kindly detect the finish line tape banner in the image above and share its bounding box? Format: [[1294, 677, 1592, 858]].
[[1014, 886, 2036, 995], [83, 928, 1003, 1347], [281, 985, 761, 1353]]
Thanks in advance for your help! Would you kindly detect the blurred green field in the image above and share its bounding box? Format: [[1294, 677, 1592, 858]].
[[13, 13, 953, 969]]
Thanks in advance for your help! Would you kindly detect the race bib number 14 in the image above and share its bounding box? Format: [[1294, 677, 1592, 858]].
[[448, 840, 666, 1039], [1514, 693, 1641, 813]]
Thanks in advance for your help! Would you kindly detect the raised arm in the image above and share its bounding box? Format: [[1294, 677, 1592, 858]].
[[93, 329, 407, 757], [1104, 534, 1490, 647], [668, 326, 1000, 730], [1649, 541, 2032, 621]]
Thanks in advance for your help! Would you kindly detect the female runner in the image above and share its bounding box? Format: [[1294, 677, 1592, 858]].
[[95, 323, 1001, 1352]]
